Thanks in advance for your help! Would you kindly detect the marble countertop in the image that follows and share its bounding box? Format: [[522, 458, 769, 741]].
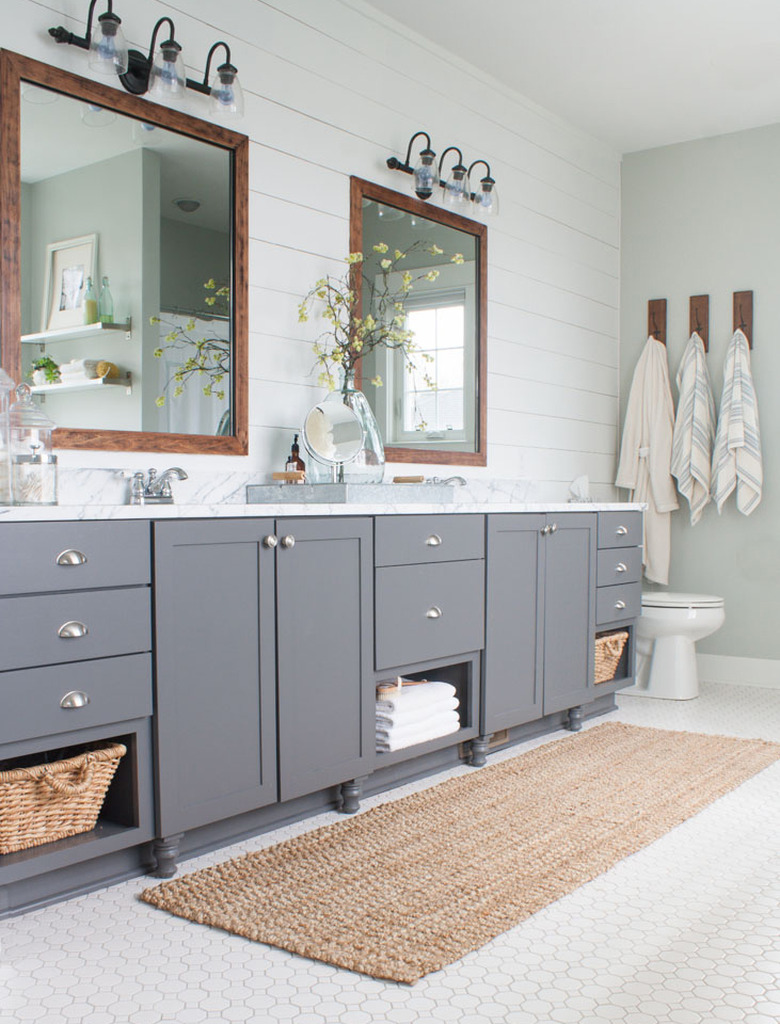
[[0, 501, 644, 522]]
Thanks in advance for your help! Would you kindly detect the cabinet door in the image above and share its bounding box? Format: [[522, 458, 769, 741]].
[[542, 513, 596, 716], [276, 517, 373, 802], [483, 514, 545, 733], [154, 519, 277, 835]]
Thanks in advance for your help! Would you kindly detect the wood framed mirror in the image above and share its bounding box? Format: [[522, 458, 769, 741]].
[[0, 50, 248, 454], [350, 176, 487, 466]]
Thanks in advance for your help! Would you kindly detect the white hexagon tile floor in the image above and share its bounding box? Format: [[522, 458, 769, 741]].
[[2, 681, 780, 1024]]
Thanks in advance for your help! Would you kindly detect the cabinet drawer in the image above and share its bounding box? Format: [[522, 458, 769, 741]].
[[0, 654, 152, 746], [597, 547, 642, 587], [597, 512, 642, 550], [375, 514, 484, 567], [0, 588, 151, 672], [375, 560, 485, 670], [0, 521, 151, 595], [596, 583, 642, 625]]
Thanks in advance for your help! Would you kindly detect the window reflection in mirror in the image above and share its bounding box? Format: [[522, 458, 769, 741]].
[[351, 178, 486, 465], [19, 83, 232, 437]]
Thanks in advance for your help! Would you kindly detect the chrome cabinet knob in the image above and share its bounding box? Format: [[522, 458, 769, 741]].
[[616, 525, 629, 537], [56, 549, 87, 566], [280, 535, 295, 549], [60, 690, 90, 709], [262, 535, 278, 549], [540, 525, 551, 536], [58, 621, 88, 639], [425, 534, 442, 547], [615, 562, 627, 573], [549, 522, 558, 534], [426, 606, 443, 619], [614, 600, 626, 610]]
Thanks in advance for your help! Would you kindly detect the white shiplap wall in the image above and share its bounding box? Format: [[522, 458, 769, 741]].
[[7, 0, 621, 496]]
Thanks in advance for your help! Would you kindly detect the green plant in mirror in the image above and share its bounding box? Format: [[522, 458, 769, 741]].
[[298, 242, 465, 413], [151, 279, 230, 409]]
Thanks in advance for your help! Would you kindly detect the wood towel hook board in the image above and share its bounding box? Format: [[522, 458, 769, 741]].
[[647, 298, 667, 345], [733, 291, 753, 348], [689, 295, 709, 351]]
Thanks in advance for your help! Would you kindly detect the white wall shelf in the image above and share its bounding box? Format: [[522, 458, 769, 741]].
[[29, 374, 132, 396], [21, 320, 132, 345]]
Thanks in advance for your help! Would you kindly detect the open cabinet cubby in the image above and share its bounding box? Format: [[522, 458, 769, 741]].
[[374, 651, 480, 767], [594, 624, 636, 694]]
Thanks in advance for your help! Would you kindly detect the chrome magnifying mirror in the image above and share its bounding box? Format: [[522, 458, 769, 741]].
[[302, 394, 364, 482]]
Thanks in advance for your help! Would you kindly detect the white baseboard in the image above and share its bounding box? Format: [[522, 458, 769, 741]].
[[697, 654, 780, 690]]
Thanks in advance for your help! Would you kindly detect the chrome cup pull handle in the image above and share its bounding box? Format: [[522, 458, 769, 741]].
[[614, 600, 626, 610], [280, 535, 295, 549], [60, 690, 90, 709], [425, 534, 442, 547], [615, 562, 628, 573], [58, 621, 88, 639], [426, 606, 443, 619], [56, 549, 88, 566], [616, 525, 629, 537]]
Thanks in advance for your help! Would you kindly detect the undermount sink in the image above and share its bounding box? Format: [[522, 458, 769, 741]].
[[245, 482, 457, 504]]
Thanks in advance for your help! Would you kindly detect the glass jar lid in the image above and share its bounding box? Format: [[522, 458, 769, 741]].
[[9, 383, 57, 430]]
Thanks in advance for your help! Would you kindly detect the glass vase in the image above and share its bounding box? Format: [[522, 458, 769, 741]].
[[339, 370, 385, 484]]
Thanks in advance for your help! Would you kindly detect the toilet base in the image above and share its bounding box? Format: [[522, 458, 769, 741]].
[[627, 635, 700, 700]]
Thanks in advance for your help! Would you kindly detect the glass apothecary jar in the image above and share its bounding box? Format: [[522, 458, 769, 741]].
[[0, 369, 14, 505], [9, 384, 58, 506]]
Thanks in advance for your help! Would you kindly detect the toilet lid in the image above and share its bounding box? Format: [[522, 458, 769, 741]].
[[641, 591, 724, 609]]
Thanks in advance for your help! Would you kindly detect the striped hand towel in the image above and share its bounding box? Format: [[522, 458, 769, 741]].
[[711, 329, 762, 515], [671, 331, 716, 525]]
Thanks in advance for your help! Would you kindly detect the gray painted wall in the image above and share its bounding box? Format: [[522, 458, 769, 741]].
[[621, 124, 780, 659]]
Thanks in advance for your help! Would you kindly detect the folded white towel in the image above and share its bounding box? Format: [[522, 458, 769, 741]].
[[376, 708, 460, 741], [59, 359, 99, 379], [375, 681, 456, 714], [671, 331, 716, 525], [376, 712, 460, 752], [376, 696, 459, 729], [712, 329, 762, 516]]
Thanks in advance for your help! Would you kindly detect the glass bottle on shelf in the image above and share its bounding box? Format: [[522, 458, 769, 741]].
[[84, 276, 98, 324], [0, 368, 15, 505], [9, 384, 58, 506], [98, 276, 114, 324]]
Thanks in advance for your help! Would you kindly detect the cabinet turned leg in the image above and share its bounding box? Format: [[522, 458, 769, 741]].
[[470, 735, 492, 767], [567, 706, 584, 732], [151, 834, 183, 878], [339, 778, 362, 814]]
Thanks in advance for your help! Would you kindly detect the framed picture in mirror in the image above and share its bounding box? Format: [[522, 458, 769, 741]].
[[42, 233, 97, 331]]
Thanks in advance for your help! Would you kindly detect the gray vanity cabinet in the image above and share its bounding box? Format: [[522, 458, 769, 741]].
[[153, 516, 373, 840], [153, 519, 278, 837], [483, 512, 596, 733]]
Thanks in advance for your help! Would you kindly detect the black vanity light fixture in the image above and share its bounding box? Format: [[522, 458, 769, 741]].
[[49, 3, 244, 119], [387, 131, 499, 218]]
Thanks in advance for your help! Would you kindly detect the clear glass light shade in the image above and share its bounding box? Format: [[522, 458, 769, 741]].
[[442, 166, 471, 208], [474, 179, 499, 217], [210, 64, 244, 119], [412, 149, 437, 201], [81, 103, 116, 128], [147, 44, 187, 107], [88, 13, 128, 76]]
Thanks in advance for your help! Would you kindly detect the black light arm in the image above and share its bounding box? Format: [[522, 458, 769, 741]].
[[468, 159, 494, 183], [186, 41, 235, 95], [49, 0, 112, 50], [439, 146, 465, 179], [119, 16, 178, 95], [387, 130, 433, 174]]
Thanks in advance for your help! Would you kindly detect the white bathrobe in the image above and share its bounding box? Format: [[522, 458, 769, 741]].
[[615, 336, 679, 585], [671, 331, 716, 526], [711, 329, 762, 515]]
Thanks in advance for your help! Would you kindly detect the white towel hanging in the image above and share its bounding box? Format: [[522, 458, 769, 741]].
[[711, 328, 762, 515], [671, 331, 716, 525]]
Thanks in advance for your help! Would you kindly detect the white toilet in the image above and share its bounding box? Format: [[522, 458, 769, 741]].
[[629, 592, 725, 700]]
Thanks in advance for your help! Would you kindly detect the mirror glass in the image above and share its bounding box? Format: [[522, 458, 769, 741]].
[[1, 51, 247, 455], [302, 394, 363, 469], [351, 177, 486, 466], [20, 85, 230, 436]]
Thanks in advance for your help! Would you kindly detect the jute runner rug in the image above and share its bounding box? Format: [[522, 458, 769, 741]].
[[140, 722, 779, 983]]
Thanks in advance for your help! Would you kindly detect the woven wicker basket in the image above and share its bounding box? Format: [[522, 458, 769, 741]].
[[594, 631, 629, 684], [0, 742, 126, 854]]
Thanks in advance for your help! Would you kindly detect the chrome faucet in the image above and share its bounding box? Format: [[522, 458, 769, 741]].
[[428, 476, 467, 486], [130, 467, 188, 504]]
